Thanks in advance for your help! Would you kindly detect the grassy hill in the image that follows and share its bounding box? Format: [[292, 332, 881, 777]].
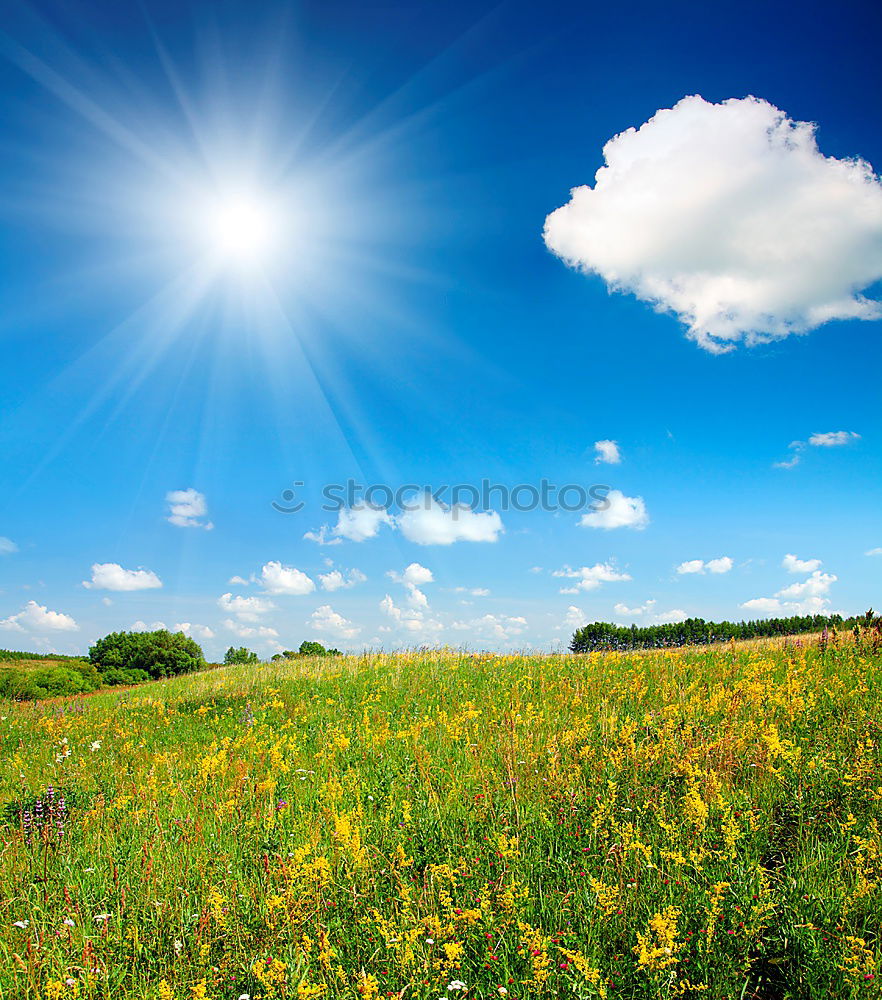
[[1, 633, 880, 998]]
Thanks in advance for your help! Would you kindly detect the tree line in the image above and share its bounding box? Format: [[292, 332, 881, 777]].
[[570, 611, 875, 652]]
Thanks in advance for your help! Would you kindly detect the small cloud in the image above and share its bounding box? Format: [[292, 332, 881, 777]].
[[782, 553, 822, 574], [742, 569, 837, 616], [0, 537, 18, 555], [83, 563, 162, 591], [451, 613, 528, 642], [259, 561, 315, 596], [218, 592, 275, 622], [564, 605, 587, 628], [131, 620, 167, 632], [866, 547, 882, 557], [398, 497, 503, 545], [580, 490, 648, 530], [305, 505, 393, 545], [0, 601, 79, 633], [593, 439, 621, 465], [808, 431, 860, 447], [228, 575, 250, 586], [388, 563, 434, 609], [166, 488, 213, 530], [174, 622, 215, 640], [676, 556, 733, 575], [309, 604, 360, 640], [318, 568, 367, 592], [223, 619, 279, 640], [553, 562, 631, 593]]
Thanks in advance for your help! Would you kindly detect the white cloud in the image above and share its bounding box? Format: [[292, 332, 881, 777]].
[[742, 569, 837, 616], [777, 570, 837, 600], [544, 94, 882, 352], [0, 601, 79, 633], [259, 561, 315, 596], [387, 563, 434, 609], [593, 439, 621, 464], [580, 490, 648, 530], [553, 562, 631, 593], [217, 592, 275, 622], [867, 547, 882, 557], [228, 575, 250, 586], [782, 553, 822, 574], [174, 622, 215, 640], [613, 600, 687, 624], [166, 488, 213, 530], [83, 563, 162, 591], [309, 604, 360, 640], [453, 586, 490, 597], [676, 556, 733, 575], [131, 620, 167, 632], [0, 537, 18, 555], [388, 563, 434, 587], [808, 430, 861, 447], [223, 619, 279, 640], [451, 614, 528, 642], [614, 600, 656, 616], [776, 431, 860, 468], [398, 497, 503, 545], [379, 595, 443, 635], [318, 568, 367, 592], [564, 606, 587, 628], [305, 505, 393, 545]]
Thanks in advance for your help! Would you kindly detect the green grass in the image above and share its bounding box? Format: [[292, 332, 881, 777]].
[[1, 636, 880, 999]]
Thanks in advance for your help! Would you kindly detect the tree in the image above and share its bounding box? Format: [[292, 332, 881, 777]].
[[89, 630, 205, 679], [298, 641, 342, 657], [224, 646, 259, 665]]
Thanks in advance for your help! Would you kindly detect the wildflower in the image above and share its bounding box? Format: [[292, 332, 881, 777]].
[[13, 920, 29, 929], [94, 913, 111, 922], [90, 740, 102, 752], [447, 982, 467, 992], [63, 918, 75, 926]]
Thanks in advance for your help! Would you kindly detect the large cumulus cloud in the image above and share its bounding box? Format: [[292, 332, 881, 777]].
[[544, 95, 882, 352]]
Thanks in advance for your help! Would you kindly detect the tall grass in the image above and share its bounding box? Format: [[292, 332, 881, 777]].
[[1, 636, 880, 999]]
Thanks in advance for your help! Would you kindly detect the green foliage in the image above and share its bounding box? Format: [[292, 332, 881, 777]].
[[0, 661, 100, 700], [0, 649, 85, 663], [270, 642, 343, 661], [224, 646, 259, 665], [570, 612, 867, 652], [89, 630, 205, 679]]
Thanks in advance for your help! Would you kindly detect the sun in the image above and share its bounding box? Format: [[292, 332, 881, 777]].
[[204, 193, 275, 265]]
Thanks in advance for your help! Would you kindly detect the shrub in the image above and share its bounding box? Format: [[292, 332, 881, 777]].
[[90, 630, 205, 680], [0, 664, 100, 700]]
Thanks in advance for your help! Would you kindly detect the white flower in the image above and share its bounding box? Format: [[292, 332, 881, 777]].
[[94, 913, 111, 922], [239, 995, 251, 1000], [448, 984, 467, 992], [174, 939, 184, 954], [63, 918, 75, 927], [90, 741, 102, 752], [12, 920, 29, 929], [66, 979, 76, 987], [426, 938, 434, 944]]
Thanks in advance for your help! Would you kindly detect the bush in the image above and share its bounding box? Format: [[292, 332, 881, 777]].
[[101, 668, 152, 686], [90, 630, 205, 680], [0, 663, 100, 700], [224, 646, 259, 665]]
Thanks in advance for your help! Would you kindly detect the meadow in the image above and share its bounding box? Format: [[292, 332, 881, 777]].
[[1, 634, 880, 1000]]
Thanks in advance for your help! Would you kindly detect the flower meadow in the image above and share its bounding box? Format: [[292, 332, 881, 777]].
[[1, 636, 881, 999]]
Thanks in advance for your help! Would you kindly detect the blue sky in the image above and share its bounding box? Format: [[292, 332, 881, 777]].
[[0, 0, 880, 656]]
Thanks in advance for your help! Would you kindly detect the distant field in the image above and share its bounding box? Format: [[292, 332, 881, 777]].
[[1, 635, 880, 999]]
